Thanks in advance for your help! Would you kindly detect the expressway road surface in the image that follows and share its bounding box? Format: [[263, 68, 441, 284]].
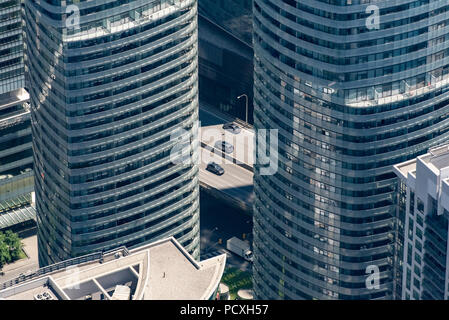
[[198, 103, 254, 210], [199, 104, 255, 168], [200, 124, 254, 168], [198, 103, 255, 270], [199, 147, 254, 208]]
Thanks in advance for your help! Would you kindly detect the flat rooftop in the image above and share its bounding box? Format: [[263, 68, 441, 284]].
[[0, 237, 226, 300], [395, 145, 449, 178], [5, 278, 61, 300], [395, 160, 417, 178], [421, 145, 449, 171]]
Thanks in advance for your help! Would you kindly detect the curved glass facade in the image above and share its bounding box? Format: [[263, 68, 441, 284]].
[[25, 0, 200, 266], [253, 0, 449, 299]]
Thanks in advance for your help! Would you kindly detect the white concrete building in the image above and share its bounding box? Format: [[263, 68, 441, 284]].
[[0, 237, 226, 300], [394, 144, 449, 300]]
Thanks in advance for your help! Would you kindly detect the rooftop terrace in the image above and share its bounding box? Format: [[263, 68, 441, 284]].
[[0, 237, 226, 300]]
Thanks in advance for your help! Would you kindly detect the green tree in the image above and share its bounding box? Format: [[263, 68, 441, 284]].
[[5, 230, 22, 261], [0, 230, 23, 270], [0, 232, 11, 269]]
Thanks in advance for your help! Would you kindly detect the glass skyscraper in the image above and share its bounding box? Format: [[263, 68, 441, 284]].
[[0, 0, 24, 94], [0, 0, 34, 230], [0, 88, 34, 230], [25, 0, 200, 266], [252, 0, 449, 299]]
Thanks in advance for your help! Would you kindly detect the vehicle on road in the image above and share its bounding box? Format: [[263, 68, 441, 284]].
[[215, 140, 234, 154], [226, 237, 253, 262], [223, 122, 241, 134], [206, 162, 225, 175]]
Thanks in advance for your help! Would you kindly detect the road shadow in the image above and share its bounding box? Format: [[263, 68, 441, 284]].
[[200, 189, 253, 272]]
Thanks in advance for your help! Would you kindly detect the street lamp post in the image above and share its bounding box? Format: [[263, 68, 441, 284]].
[[237, 94, 248, 123]]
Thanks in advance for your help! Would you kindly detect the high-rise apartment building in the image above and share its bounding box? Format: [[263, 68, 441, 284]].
[[25, 0, 200, 266], [0, 88, 34, 231], [0, 0, 34, 230], [198, 0, 252, 44], [252, 0, 449, 299], [0, 0, 24, 94], [394, 145, 449, 300]]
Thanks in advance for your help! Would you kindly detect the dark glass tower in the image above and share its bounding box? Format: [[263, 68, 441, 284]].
[[0, 89, 33, 216], [252, 0, 449, 299], [0, 0, 24, 94], [25, 0, 200, 266], [0, 0, 33, 227]]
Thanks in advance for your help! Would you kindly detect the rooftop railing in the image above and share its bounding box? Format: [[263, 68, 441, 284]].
[[0, 246, 129, 291]]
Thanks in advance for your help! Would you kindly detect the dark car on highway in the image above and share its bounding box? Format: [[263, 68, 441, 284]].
[[206, 162, 225, 175], [214, 140, 234, 154], [223, 122, 241, 134]]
